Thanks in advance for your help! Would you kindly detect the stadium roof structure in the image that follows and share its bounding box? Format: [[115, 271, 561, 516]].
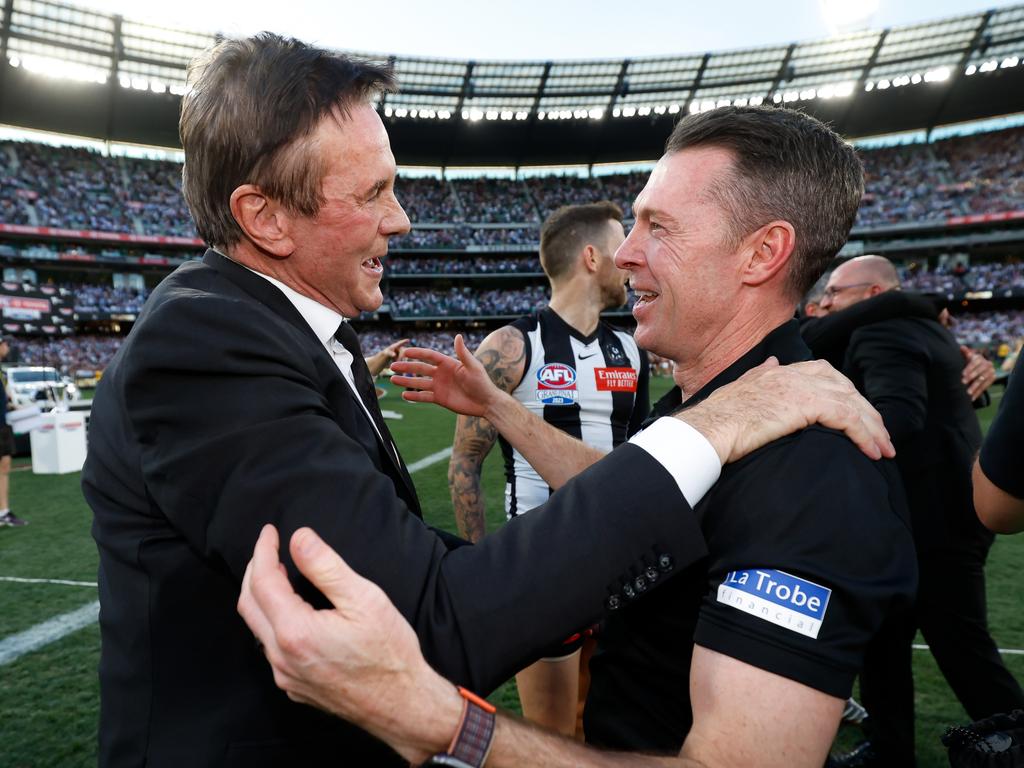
[[2, 0, 1024, 165]]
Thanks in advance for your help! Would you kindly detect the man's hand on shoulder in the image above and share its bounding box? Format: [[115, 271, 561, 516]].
[[679, 358, 895, 465]]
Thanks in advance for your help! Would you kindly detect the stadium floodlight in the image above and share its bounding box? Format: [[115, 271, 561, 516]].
[[910, 73, 922, 84], [1001, 57, 1019, 69], [588, 108, 603, 120], [877, 79, 890, 89], [638, 106, 651, 116], [965, 64, 977, 76], [538, 110, 547, 119], [669, 103, 680, 113], [384, 106, 393, 117], [19, 55, 107, 85], [461, 109, 469, 119], [924, 66, 950, 82], [150, 81, 167, 94], [800, 89, 816, 100], [438, 110, 452, 120], [784, 90, 799, 102], [979, 60, 998, 73], [170, 83, 188, 96], [701, 99, 716, 113], [773, 93, 783, 103], [612, 107, 621, 117], [9, 56, 20, 68], [516, 111, 529, 120], [622, 106, 636, 117], [500, 110, 513, 120], [835, 81, 854, 97], [561, 110, 572, 119], [131, 77, 149, 91], [864, 81, 874, 91], [749, 95, 764, 106], [410, 109, 418, 118], [717, 99, 731, 108], [395, 107, 408, 118], [689, 102, 701, 114], [654, 105, 666, 114], [485, 110, 499, 120], [470, 108, 484, 121]]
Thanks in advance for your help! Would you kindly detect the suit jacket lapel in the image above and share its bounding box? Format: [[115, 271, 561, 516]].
[[203, 250, 422, 517]]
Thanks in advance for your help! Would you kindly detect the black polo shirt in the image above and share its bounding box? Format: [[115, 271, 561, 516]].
[[584, 320, 917, 752], [980, 369, 1024, 499]]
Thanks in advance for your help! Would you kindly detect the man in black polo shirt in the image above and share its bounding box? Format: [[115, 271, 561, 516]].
[[237, 106, 916, 768]]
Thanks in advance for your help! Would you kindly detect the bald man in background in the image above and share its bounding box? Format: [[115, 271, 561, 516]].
[[818, 255, 1024, 767]]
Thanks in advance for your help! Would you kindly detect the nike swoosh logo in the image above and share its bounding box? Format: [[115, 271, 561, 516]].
[[578, 353, 599, 360]]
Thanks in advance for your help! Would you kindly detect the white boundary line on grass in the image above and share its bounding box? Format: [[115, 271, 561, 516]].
[[0, 447, 455, 666], [0, 601, 100, 665], [0, 576, 98, 587], [405, 447, 453, 473]]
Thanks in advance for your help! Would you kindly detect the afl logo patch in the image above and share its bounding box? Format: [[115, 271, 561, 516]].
[[536, 363, 578, 406]]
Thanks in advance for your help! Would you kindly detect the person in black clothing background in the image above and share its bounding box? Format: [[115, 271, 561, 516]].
[[808, 255, 1024, 767]]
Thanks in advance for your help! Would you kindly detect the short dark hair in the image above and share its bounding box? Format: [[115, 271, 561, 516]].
[[539, 201, 623, 280], [664, 106, 863, 298], [180, 33, 396, 248]]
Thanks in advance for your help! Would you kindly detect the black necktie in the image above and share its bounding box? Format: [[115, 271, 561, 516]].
[[334, 322, 398, 464]]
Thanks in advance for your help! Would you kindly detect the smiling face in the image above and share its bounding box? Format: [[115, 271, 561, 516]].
[[284, 103, 410, 317], [614, 147, 747, 362]]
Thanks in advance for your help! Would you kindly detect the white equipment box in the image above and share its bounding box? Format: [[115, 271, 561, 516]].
[[29, 411, 88, 474]]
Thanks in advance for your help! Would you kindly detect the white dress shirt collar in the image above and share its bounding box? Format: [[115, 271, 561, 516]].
[[221, 252, 350, 342]]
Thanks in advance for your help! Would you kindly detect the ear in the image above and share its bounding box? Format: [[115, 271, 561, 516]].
[[581, 244, 600, 274], [867, 284, 886, 297], [229, 184, 296, 259], [740, 220, 796, 288]]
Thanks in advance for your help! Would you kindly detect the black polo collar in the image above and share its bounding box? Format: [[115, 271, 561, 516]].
[[647, 319, 812, 423]]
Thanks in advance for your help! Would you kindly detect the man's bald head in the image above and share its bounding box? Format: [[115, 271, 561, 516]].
[[820, 255, 900, 314], [839, 255, 900, 289]]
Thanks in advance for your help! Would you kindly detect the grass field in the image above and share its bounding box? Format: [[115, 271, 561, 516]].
[[0, 378, 1020, 767]]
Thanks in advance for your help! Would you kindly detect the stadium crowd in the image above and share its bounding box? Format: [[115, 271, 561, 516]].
[[388, 255, 539, 274], [388, 284, 550, 317], [4, 126, 1024, 242]]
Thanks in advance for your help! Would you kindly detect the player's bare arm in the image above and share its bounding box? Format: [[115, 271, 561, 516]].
[[396, 335, 610, 492], [448, 326, 526, 541], [397, 350, 894, 467]]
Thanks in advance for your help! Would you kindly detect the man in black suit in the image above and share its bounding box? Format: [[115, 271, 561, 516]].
[[815, 255, 1024, 766], [81, 35, 891, 768]]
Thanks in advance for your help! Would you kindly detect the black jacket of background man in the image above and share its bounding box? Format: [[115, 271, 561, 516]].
[[583, 320, 917, 752], [803, 297, 1024, 764], [802, 295, 988, 553], [82, 250, 709, 768]]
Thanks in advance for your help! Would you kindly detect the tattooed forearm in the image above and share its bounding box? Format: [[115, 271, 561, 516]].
[[449, 415, 500, 542], [447, 327, 526, 542]]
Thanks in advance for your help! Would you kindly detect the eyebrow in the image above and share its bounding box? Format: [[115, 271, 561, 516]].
[[363, 179, 388, 199], [636, 202, 679, 226]]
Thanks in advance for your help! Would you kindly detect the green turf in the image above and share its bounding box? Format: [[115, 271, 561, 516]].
[[0, 377, 1017, 766]]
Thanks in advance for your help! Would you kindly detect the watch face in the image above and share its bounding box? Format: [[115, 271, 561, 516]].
[[422, 756, 476, 768]]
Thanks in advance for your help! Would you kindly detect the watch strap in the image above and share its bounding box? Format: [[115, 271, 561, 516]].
[[428, 686, 496, 768]]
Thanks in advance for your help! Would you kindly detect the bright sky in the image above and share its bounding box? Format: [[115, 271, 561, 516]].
[[69, 0, 1018, 61]]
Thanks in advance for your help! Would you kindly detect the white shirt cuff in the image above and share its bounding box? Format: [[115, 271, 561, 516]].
[[628, 417, 722, 507]]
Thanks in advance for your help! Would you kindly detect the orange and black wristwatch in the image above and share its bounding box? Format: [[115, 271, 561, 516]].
[[419, 686, 497, 767]]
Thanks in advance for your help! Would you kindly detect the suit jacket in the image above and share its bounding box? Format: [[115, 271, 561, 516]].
[[832, 313, 988, 554], [83, 250, 708, 767]]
